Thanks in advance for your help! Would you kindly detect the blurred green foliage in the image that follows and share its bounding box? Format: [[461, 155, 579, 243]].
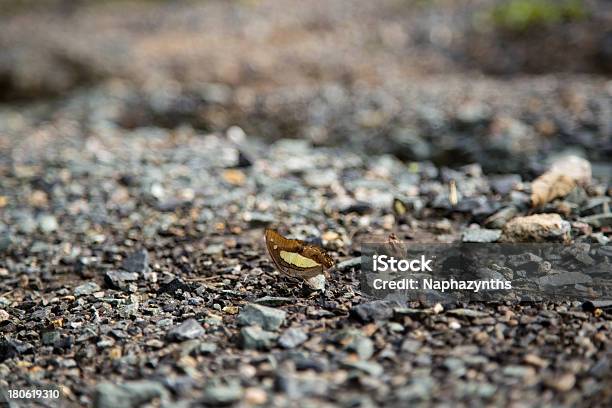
[[491, 0, 588, 32]]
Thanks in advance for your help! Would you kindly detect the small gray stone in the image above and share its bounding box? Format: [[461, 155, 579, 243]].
[[503, 365, 534, 379], [444, 357, 467, 376], [167, 318, 205, 341], [275, 372, 329, 399], [484, 206, 519, 229], [199, 342, 218, 354], [351, 300, 398, 323], [41, 331, 61, 346], [461, 228, 501, 243], [74, 281, 101, 296], [278, 328, 308, 349], [590, 357, 610, 379], [401, 339, 422, 353], [0, 234, 12, 252], [243, 212, 275, 227], [38, 214, 58, 233], [16, 214, 37, 234], [202, 382, 243, 405], [336, 329, 375, 359], [490, 174, 521, 195], [93, 381, 168, 408], [105, 270, 139, 291], [336, 257, 361, 271], [121, 249, 149, 274], [254, 296, 294, 306], [236, 303, 286, 331], [538, 272, 593, 287], [304, 169, 338, 187], [342, 360, 384, 376], [240, 326, 277, 350], [203, 244, 224, 255], [397, 377, 434, 401], [305, 274, 326, 291]]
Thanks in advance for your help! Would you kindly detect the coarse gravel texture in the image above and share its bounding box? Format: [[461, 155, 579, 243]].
[[0, 1, 611, 407]]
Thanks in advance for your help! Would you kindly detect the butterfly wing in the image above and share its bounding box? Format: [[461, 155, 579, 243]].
[[265, 229, 327, 279]]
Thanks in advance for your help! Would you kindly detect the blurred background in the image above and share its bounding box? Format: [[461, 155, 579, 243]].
[[0, 0, 611, 171], [1, 4, 611, 405]]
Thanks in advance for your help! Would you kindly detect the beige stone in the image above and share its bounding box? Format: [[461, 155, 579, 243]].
[[501, 213, 571, 242]]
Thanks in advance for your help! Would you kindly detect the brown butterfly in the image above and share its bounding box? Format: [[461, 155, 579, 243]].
[[265, 229, 334, 280]]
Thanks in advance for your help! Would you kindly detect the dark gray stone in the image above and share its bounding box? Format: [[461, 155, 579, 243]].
[[240, 326, 277, 350], [236, 303, 286, 331], [351, 300, 399, 323], [122, 249, 150, 275], [278, 328, 308, 349], [105, 270, 139, 291], [167, 318, 205, 341], [336, 257, 361, 271]]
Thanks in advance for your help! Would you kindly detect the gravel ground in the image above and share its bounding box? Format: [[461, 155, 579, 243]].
[[1, 1, 611, 407]]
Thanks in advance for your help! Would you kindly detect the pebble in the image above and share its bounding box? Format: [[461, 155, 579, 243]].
[[502, 365, 535, 380], [336, 257, 362, 271], [240, 326, 277, 350], [537, 272, 592, 287], [278, 328, 308, 349], [203, 244, 224, 255], [236, 303, 286, 331], [501, 213, 571, 242], [202, 382, 243, 405], [342, 360, 384, 377], [41, 331, 61, 346], [121, 249, 150, 274], [244, 387, 267, 405], [351, 300, 398, 323], [0, 310, 9, 322], [254, 296, 294, 306], [490, 174, 521, 195], [461, 228, 501, 243], [305, 274, 326, 291], [485, 206, 518, 229], [104, 271, 139, 291], [74, 282, 101, 296], [337, 329, 375, 359], [93, 381, 168, 408], [546, 373, 576, 392], [16, 214, 37, 234], [166, 319, 205, 341], [449, 321, 461, 330], [38, 215, 58, 233]]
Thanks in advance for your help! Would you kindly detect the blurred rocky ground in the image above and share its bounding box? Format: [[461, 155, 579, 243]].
[[1, 1, 612, 407], [0, 0, 611, 171]]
